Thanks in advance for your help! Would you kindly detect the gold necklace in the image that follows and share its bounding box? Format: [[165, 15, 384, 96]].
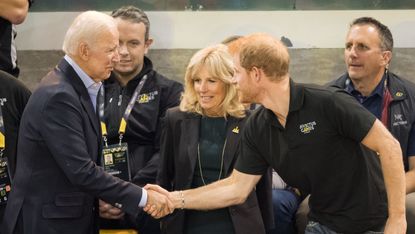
[[197, 138, 227, 185]]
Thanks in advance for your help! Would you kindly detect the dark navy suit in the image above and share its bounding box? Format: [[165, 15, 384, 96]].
[[2, 59, 144, 234]]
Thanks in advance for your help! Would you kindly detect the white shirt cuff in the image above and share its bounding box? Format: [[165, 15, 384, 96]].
[[138, 188, 148, 207]]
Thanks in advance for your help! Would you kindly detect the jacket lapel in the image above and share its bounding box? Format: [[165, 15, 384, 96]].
[[57, 59, 100, 136], [184, 114, 200, 184]]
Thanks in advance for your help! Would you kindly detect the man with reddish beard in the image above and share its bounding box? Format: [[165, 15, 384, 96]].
[[145, 33, 407, 234], [328, 17, 415, 234], [98, 6, 183, 234]]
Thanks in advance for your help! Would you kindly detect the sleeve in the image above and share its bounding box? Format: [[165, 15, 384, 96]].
[[328, 90, 377, 142], [235, 114, 270, 175], [132, 81, 183, 186], [156, 109, 175, 191], [40, 91, 143, 215], [407, 122, 415, 157]]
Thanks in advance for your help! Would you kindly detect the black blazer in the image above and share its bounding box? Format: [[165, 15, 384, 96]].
[[1, 59, 144, 234], [157, 107, 273, 234]]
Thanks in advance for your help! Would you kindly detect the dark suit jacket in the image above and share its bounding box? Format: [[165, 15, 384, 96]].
[[157, 107, 273, 234], [1, 59, 144, 234]]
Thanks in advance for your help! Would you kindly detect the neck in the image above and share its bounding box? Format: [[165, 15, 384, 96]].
[[115, 74, 135, 87], [259, 75, 290, 127], [114, 68, 142, 87], [350, 70, 385, 97]]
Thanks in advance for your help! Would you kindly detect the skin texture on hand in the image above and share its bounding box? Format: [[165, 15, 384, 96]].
[[384, 214, 407, 234], [144, 184, 175, 219], [99, 199, 125, 220]]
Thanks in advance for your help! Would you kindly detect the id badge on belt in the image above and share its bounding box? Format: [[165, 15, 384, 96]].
[[102, 143, 131, 181]]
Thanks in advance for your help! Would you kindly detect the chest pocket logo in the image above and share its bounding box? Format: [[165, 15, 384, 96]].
[[392, 114, 407, 126], [137, 91, 158, 104], [0, 98, 7, 106], [299, 121, 316, 134]]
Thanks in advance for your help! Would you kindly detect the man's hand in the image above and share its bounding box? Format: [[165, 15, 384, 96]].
[[143, 184, 174, 219], [384, 215, 406, 234], [144, 184, 183, 209], [99, 199, 125, 219]]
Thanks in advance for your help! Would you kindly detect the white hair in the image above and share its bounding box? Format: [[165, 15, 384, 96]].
[[62, 11, 117, 56]]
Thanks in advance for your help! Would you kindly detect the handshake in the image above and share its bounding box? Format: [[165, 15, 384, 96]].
[[99, 184, 182, 220]]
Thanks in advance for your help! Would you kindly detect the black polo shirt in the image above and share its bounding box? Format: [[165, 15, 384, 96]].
[[0, 70, 30, 221], [0, 70, 30, 176], [236, 79, 387, 233]]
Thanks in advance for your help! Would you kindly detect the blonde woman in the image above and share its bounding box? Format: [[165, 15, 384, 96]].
[[157, 44, 272, 234]]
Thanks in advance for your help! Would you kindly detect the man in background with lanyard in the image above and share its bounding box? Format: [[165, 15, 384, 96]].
[[327, 17, 415, 233], [98, 6, 183, 234], [0, 70, 30, 223]]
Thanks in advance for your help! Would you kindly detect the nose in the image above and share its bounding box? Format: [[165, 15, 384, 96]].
[[118, 44, 128, 56], [199, 80, 208, 92]]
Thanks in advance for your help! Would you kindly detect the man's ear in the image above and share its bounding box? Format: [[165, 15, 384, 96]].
[[251, 66, 262, 82], [144, 38, 154, 55], [79, 42, 89, 61], [381, 50, 392, 67]]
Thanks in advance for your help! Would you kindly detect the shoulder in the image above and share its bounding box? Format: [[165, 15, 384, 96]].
[[34, 70, 79, 106], [151, 71, 183, 90], [165, 106, 197, 121], [300, 82, 345, 103], [0, 70, 30, 94], [326, 73, 348, 89], [389, 72, 415, 94]]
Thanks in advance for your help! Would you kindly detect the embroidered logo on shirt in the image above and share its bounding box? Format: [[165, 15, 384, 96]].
[[392, 114, 407, 126], [232, 126, 239, 134], [137, 91, 158, 104], [0, 98, 7, 106], [395, 92, 403, 97], [299, 121, 316, 134]]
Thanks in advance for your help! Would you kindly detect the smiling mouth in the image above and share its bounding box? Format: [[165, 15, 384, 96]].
[[200, 96, 213, 101]]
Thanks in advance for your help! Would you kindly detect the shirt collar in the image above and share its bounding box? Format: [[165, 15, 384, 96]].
[[64, 55, 102, 110], [263, 78, 304, 128], [345, 73, 386, 98]]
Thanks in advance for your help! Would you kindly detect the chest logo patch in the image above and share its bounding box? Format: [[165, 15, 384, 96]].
[[137, 91, 158, 104], [392, 114, 407, 126], [232, 126, 239, 134], [299, 121, 316, 134], [0, 98, 7, 106]]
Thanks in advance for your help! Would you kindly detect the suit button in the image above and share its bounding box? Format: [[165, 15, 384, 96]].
[[115, 203, 122, 208]]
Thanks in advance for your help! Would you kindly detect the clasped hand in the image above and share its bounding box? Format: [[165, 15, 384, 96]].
[[143, 184, 182, 219], [99, 185, 178, 219]]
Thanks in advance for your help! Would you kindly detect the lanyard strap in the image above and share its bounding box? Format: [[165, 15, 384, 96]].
[[99, 74, 148, 145], [0, 104, 5, 153], [381, 76, 392, 127]]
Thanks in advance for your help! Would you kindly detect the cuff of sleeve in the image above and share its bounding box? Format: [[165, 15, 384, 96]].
[[138, 188, 148, 207]]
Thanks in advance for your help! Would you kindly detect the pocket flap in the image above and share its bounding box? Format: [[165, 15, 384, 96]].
[[55, 192, 85, 206], [42, 204, 83, 219]]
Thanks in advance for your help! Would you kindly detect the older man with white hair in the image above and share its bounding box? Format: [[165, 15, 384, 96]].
[[1, 11, 172, 234]]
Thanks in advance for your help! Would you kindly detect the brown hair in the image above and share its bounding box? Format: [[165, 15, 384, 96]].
[[239, 33, 290, 80]]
